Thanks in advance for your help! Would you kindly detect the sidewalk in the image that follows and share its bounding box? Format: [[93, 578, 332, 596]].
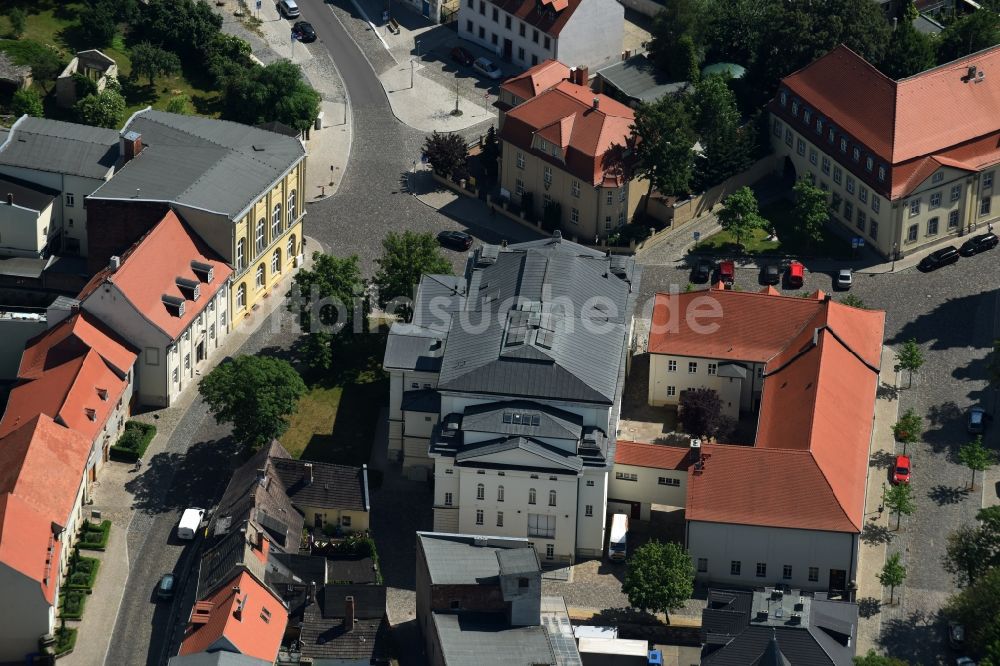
[[854, 346, 902, 656], [60, 244, 317, 666]]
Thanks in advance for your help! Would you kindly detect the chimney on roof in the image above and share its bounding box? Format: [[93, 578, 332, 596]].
[[571, 66, 588, 85], [592, 96, 599, 110], [304, 462, 314, 485], [122, 130, 143, 163], [109, 255, 121, 271], [256, 467, 269, 489], [5, 193, 11, 206], [552, 230, 562, 242], [307, 580, 317, 606], [344, 595, 355, 631]]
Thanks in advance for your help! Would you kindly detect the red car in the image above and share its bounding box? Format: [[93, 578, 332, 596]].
[[718, 260, 735, 288], [892, 454, 911, 485], [450, 46, 474, 66], [787, 260, 804, 289]]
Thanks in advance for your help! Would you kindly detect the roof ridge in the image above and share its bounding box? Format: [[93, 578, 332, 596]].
[[807, 448, 860, 531]]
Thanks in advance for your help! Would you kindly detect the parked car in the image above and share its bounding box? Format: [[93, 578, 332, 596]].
[[437, 230, 474, 251], [177, 507, 205, 540], [450, 46, 474, 66], [960, 232, 999, 256], [473, 57, 503, 80], [760, 263, 780, 285], [955, 658, 976, 666], [967, 406, 988, 434], [692, 259, 713, 283], [892, 454, 911, 485], [156, 573, 175, 601], [718, 260, 735, 288], [836, 268, 853, 290], [292, 21, 316, 42], [949, 622, 966, 650], [787, 260, 804, 288], [277, 0, 301, 18], [918, 246, 960, 271]]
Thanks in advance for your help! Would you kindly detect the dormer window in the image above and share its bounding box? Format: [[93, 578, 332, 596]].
[[176, 277, 201, 301], [97, 388, 108, 401], [791, 101, 798, 116], [538, 138, 548, 152], [162, 294, 186, 317], [191, 260, 214, 283], [85, 408, 96, 421], [780, 91, 787, 106]]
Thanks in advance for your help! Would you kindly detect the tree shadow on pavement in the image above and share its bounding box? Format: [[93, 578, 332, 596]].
[[125, 437, 241, 515], [888, 292, 994, 352], [870, 450, 896, 470], [878, 608, 945, 665], [924, 401, 964, 453], [861, 523, 894, 545], [877, 382, 900, 401], [928, 484, 971, 506], [857, 596, 882, 618]]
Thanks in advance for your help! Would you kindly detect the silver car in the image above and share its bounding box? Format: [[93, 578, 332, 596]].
[[836, 268, 853, 290], [473, 57, 503, 80]]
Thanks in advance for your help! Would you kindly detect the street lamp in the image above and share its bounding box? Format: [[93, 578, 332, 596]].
[[416, 39, 421, 57], [891, 242, 898, 272]]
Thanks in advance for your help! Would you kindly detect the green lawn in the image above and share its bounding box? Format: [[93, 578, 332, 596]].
[[696, 199, 853, 259]]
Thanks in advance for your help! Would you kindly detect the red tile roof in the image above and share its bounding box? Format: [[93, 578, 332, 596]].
[[615, 440, 693, 470], [489, 0, 583, 37], [501, 60, 571, 102], [179, 569, 287, 662], [79, 210, 232, 340], [18, 312, 136, 380], [780, 44, 1000, 198], [0, 493, 60, 604], [502, 80, 634, 186]]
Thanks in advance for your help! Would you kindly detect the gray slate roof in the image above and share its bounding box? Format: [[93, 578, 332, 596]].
[[417, 532, 537, 585], [383, 323, 445, 372], [0, 116, 119, 179], [455, 436, 584, 472], [167, 652, 272, 666], [432, 612, 556, 665], [0, 52, 31, 84], [271, 458, 369, 512], [326, 556, 379, 584], [597, 53, 689, 103], [322, 584, 387, 619], [197, 526, 268, 600], [496, 547, 540, 576], [299, 607, 387, 662], [89, 109, 305, 218], [0, 173, 59, 211], [461, 400, 582, 440]]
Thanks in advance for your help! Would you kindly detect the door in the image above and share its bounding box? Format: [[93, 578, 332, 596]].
[[503, 39, 512, 61], [422, 0, 430, 16], [196, 341, 205, 363], [829, 568, 847, 593], [314, 513, 323, 528]]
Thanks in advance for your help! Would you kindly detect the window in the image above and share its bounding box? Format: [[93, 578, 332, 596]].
[[872, 196, 880, 213], [907, 224, 918, 242], [666, 386, 676, 397], [531, 54, 538, 66], [184, 353, 191, 370], [271, 248, 281, 274], [756, 562, 767, 578], [466, 0, 471, 8], [478, 26, 485, 38], [585, 504, 593, 517], [505, 15, 511, 28], [809, 148, 817, 165], [791, 100, 799, 116], [260, 607, 271, 623], [878, 165, 886, 181], [951, 184, 962, 202], [497, 511, 503, 527], [528, 488, 536, 504], [852, 147, 860, 162], [256, 217, 267, 253], [667, 359, 677, 372], [730, 561, 741, 576], [658, 477, 680, 486], [928, 217, 939, 236], [808, 567, 819, 582], [986, 171, 995, 188], [287, 234, 297, 259], [497, 485, 504, 502], [570, 179, 580, 197], [445, 468, 453, 475], [859, 186, 868, 204], [528, 514, 556, 538], [65, 193, 75, 207], [930, 192, 941, 208], [515, 178, 524, 196], [604, 215, 612, 230], [949, 209, 960, 228], [586, 480, 595, 487], [615, 471, 638, 481], [341, 515, 351, 527], [236, 239, 246, 271], [548, 490, 556, 506], [856, 211, 865, 231], [491, 33, 498, 45], [476, 510, 483, 525], [869, 220, 878, 240], [532, 28, 538, 42], [519, 22, 525, 36], [821, 156, 830, 175], [833, 166, 842, 185], [796, 138, 805, 156], [478, 0, 484, 11], [784, 128, 793, 147], [830, 193, 841, 212], [255, 264, 265, 289], [840, 138, 847, 153], [780, 91, 787, 106], [236, 283, 247, 310], [476, 483, 485, 500], [866, 156, 873, 172], [688, 361, 697, 373], [209, 324, 215, 339], [545, 544, 554, 559], [618, 209, 625, 227], [783, 565, 793, 580], [844, 202, 853, 220], [909, 199, 920, 217], [698, 558, 708, 573], [815, 118, 823, 134], [172, 367, 178, 383], [543, 36, 550, 49], [570, 208, 579, 224], [466, 19, 473, 32], [518, 577, 529, 588], [773, 118, 782, 137], [981, 197, 992, 216], [707, 362, 717, 375], [846, 176, 855, 195], [803, 109, 811, 125], [606, 190, 613, 206], [620, 188, 626, 202], [491, 7, 498, 20]]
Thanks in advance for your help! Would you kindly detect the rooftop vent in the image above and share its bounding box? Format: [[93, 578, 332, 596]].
[[176, 277, 201, 301], [162, 294, 186, 317], [473, 536, 489, 547], [191, 260, 215, 283], [84, 408, 96, 421], [690, 438, 701, 449], [109, 255, 121, 271], [97, 388, 108, 401]]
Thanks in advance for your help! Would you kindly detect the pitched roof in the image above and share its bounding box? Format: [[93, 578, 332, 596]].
[[0, 115, 119, 179], [271, 458, 369, 513], [501, 81, 634, 186], [596, 54, 689, 103], [0, 492, 60, 605], [17, 312, 136, 380], [455, 435, 584, 472], [89, 109, 305, 219], [432, 612, 557, 665], [180, 569, 287, 662], [197, 526, 271, 604], [461, 400, 583, 440], [501, 60, 571, 101], [299, 604, 388, 662], [322, 584, 386, 619], [78, 210, 233, 340], [0, 172, 60, 211], [488, 0, 583, 37], [168, 653, 272, 666], [417, 532, 537, 585], [614, 440, 693, 470]]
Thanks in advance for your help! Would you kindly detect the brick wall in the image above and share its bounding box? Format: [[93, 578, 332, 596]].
[[85, 199, 170, 274], [429, 584, 506, 614]]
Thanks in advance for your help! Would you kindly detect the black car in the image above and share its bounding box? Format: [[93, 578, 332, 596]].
[[437, 230, 474, 251], [156, 573, 175, 601], [691, 259, 713, 283], [760, 263, 780, 285], [292, 21, 316, 42], [960, 232, 999, 256], [918, 246, 960, 271]]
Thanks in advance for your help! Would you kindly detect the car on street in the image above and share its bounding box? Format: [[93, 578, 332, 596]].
[[967, 406, 988, 434], [692, 259, 713, 283], [918, 246, 960, 271], [177, 507, 205, 540], [760, 263, 780, 285], [277, 0, 301, 18], [292, 21, 316, 42], [892, 454, 911, 485], [156, 573, 175, 601], [450, 46, 474, 66], [960, 232, 999, 256], [473, 57, 503, 79], [836, 268, 853, 290], [955, 659, 976, 666], [718, 260, 735, 288], [949, 622, 966, 650], [437, 230, 474, 251], [787, 260, 804, 288]]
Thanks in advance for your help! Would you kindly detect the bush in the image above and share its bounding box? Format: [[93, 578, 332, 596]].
[[8, 8, 26, 39], [54, 627, 77, 656], [61, 590, 87, 619], [66, 556, 100, 590], [77, 520, 111, 551], [109, 421, 156, 462], [11, 88, 43, 117], [606, 223, 652, 247], [72, 72, 99, 99]]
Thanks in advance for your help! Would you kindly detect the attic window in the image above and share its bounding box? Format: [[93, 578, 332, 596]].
[[176, 277, 201, 301], [191, 260, 214, 283], [162, 294, 186, 317], [97, 388, 108, 401], [260, 607, 271, 623], [85, 408, 96, 421]]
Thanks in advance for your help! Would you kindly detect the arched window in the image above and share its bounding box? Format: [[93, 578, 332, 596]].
[[236, 238, 246, 272], [528, 488, 536, 505], [548, 489, 556, 506], [236, 283, 246, 310], [271, 204, 282, 239], [497, 485, 504, 502], [255, 263, 265, 289], [287, 234, 297, 259], [287, 190, 297, 223], [271, 248, 281, 275], [476, 483, 485, 500], [255, 217, 266, 253]]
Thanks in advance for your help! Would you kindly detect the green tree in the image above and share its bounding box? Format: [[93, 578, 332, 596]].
[[943, 507, 1000, 587], [221, 60, 320, 132], [717, 186, 766, 251], [373, 231, 453, 316], [74, 88, 126, 129], [205, 33, 253, 85], [688, 74, 752, 189], [938, 8, 1000, 64], [422, 131, 468, 179], [77, 0, 117, 47], [481, 125, 499, 180], [165, 94, 192, 115], [878, 552, 906, 605], [792, 178, 828, 251], [131, 0, 224, 61], [958, 435, 995, 490], [853, 650, 910, 666], [631, 95, 695, 205], [289, 253, 368, 372], [13, 43, 63, 93], [945, 566, 1000, 660], [841, 294, 868, 309], [130, 42, 181, 86], [648, 0, 708, 80], [8, 8, 26, 38], [892, 407, 922, 453], [704, 0, 770, 65], [621, 540, 695, 617], [198, 355, 306, 448], [885, 482, 915, 531], [72, 72, 98, 99], [11, 88, 43, 117], [894, 338, 924, 388], [880, 17, 936, 79]]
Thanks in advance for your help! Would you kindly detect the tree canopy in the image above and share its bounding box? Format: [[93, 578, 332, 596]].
[[878, 551, 906, 604], [622, 540, 695, 616], [130, 42, 181, 86], [373, 231, 453, 316], [938, 8, 1000, 64], [199, 355, 306, 448], [959, 435, 996, 490], [853, 650, 910, 666], [688, 74, 753, 189], [944, 506, 1000, 587], [422, 132, 468, 179], [894, 339, 924, 388], [648, 0, 708, 81], [884, 482, 915, 531], [791, 178, 828, 251], [11, 88, 43, 117], [631, 95, 695, 199], [717, 186, 766, 250], [131, 0, 223, 62], [222, 59, 321, 131], [946, 566, 1000, 661], [892, 407, 922, 451], [679, 388, 734, 440], [74, 86, 126, 129], [880, 17, 936, 80]]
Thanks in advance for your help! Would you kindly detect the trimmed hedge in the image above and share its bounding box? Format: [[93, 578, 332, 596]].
[[77, 520, 111, 552], [55, 627, 77, 656], [61, 590, 87, 620], [65, 556, 100, 591], [109, 421, 156, 462]]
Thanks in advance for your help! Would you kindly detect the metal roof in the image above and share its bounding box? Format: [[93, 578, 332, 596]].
[[597, 53, 690, 103], [496, 547, 541, 575], [455, 436, 584, 472], [383, 323, 445, 372], [460, 400, 582, 440], [431, 612, 556, 665], [0, 173, 59, 211], [0, 116, 119, 179], [417, 532, 536, 585]]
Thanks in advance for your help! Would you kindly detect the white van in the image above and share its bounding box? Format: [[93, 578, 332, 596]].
[[608, 513, 629, 562], [177, 508, 205, 540]]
